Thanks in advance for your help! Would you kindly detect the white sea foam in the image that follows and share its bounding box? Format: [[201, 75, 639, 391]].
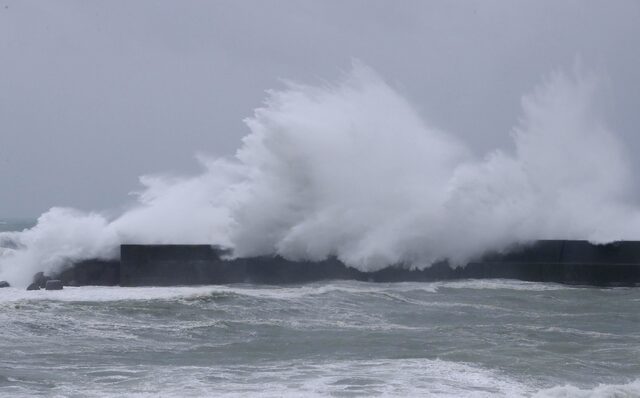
[[533, 379, 640, 398], [1, 359, 533, 397], [0, 283, 416, 304], [432, 279, 573, 292], [7, 357, 635, 397], [0, 279, 572, 304], [0, 285, 224, 303], [2, 62, 640, 286]]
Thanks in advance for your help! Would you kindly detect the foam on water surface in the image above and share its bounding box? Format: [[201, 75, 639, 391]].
[[0, 281, 637, 396], [0, 279, 576, 304]]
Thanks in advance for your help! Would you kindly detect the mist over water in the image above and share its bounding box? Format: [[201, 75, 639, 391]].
[[2, 63, 639, 286]]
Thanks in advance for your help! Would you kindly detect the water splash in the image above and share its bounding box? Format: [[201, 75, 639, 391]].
[[2, 63, 638, 286]]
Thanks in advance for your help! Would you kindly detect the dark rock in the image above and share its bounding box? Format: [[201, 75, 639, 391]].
[[32, 271, 50, 289], [26, 282, 40, 291], [0, 281, 9, 288], [33, 271, 44, 283], [45, 280, 63, 290]]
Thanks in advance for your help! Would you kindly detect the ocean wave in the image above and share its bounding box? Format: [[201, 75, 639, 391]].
[[0, 358, 532, 397], [0, 279, 574, 305], [534, 379, 640, 398]]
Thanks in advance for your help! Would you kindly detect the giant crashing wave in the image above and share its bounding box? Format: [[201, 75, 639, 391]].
[[2, 62, 640, 287]]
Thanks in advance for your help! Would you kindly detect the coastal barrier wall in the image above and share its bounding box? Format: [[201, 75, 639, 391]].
[[55, 240, 640, 287]]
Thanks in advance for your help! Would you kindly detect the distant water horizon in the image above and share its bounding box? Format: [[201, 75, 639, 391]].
[[0, 218, 36, 233]]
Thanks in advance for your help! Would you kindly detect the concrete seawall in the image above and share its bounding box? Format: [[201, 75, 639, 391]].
[[55, 240, 640, 287]]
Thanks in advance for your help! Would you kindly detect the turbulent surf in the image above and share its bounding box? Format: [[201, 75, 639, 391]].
[[1, 280, 638, 397]]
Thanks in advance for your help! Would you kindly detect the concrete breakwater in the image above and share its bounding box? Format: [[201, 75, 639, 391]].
[[53, 240, 640, 287]]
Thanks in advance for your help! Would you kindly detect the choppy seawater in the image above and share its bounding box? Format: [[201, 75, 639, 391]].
[[0, 280, 638, 397]]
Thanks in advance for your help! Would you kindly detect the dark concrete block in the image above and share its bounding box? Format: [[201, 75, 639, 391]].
[[561, 241, 640, 264], [45, 280, 63, 290], [481, 240, 564, 263], [41, 240, 640, 287], [120, 244, 232, 286], [55, 259, 120, 286]]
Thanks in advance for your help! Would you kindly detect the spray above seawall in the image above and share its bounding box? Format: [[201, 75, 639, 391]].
[[2, 62, 640, 287]]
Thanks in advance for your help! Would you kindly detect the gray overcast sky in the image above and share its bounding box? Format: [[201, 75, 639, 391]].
[[1, 0, 639, 218]]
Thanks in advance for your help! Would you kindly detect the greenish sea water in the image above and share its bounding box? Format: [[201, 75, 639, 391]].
[[0, 281, 638, 397]]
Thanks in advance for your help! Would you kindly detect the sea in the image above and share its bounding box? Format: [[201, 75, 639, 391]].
[[0, 220, 639, 397]]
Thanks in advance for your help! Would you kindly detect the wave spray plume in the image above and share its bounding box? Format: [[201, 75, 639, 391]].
[[1, 63, 638, 286]]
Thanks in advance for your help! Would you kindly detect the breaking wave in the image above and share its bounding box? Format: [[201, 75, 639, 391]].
[[2, 62, 639, 286]]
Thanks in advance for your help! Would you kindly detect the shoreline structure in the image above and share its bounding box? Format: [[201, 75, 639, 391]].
[[49, 240, 640, 287]]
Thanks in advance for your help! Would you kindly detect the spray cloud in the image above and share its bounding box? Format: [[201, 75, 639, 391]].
[[1, 63, 638, 286]]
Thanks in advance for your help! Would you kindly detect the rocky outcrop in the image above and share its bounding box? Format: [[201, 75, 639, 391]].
[[32, 271, 50, 289], [26, 271, 53, 290], [0, 281, 9, 288]]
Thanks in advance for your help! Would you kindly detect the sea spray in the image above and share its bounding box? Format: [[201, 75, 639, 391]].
[[1, 63, 637, 286]]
